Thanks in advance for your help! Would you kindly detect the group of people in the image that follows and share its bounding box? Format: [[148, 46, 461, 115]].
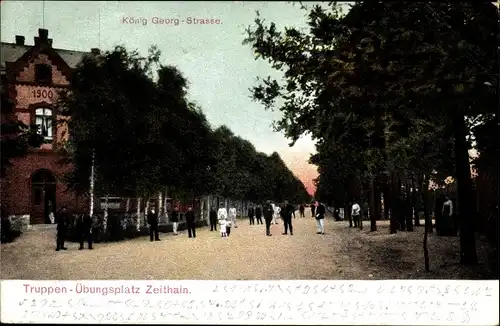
[[50, 199, 330, 252]]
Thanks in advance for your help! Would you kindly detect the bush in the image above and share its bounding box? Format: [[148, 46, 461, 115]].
[[1, 216, 22, 243], [67, 214, 207, 243]]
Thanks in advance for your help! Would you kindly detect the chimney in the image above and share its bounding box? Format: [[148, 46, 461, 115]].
[[15, 35, 25, 45], [91, 48, 101, 55], [39, 28, 49, 39], [34, 29, 53, 47]]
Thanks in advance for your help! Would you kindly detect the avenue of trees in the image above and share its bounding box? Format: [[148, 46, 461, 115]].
[[244, 2, 498, 266], [53, 45, 310, 229]]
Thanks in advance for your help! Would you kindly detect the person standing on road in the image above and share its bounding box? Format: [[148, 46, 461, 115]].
[[209, 207, 217, 231], [264, 201, 274, 236], [218, 203, 229, 236], [77, 206, 93, 250], [229, 206, 237, 229], [299, 204, 305, 217], [185, 205, 196, 238], [56, 206, 70, 251], [282, 200, 295, 235], [248, 205, 255, 225], [272, 203, 280, 225], [351, 201, 361, 228], [255, 204, 263, 225], [147, 207, 160, 242], [311, 202, 316, 218], [316, 202, 326, 235], [171, 206, 180, 235]]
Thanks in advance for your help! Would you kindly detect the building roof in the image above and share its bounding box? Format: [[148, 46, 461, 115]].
[[0, 42, 89, 71]]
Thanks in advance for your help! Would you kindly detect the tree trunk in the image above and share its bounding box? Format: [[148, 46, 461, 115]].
[[136, 197, 141, 231], [389, 172, 398, 234], [454, 114, 478, 265], [164, 187, 168, 223], [412, 175, 420, 226], [405, 182, 414, 231], [422, 173, 431, 272], [125, 198, 130, 214], [374, 180, 382, 221], [383, 181, 390, 221], [369, 177, 377, 231], [103, 194, 109, 232], [422, 175, 432, 234], [89, 151, 95, 217], [157, 191, 163, 223]]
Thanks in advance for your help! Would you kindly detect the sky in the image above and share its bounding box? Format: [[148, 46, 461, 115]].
[[1, 1, 342, 195]]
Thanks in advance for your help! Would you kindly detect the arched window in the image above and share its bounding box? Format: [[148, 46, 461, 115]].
[[35, 108, 53, 140]]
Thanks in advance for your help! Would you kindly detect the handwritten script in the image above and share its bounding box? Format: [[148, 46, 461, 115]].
[[2, 280, 498, 325]]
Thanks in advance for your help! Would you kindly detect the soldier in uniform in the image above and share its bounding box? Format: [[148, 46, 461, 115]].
[[185, 205, 196, 238], [264, 201, 274, 236], [77, 206, 93, 250], [209, 207, 217, 231], [56, 206, 69, 251], [147, 206, 160, 242], [248, 205, 255, 225], [282, 200, 295, 235], [255, 204, 263, 225]]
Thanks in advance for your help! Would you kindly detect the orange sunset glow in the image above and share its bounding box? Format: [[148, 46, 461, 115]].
[[280, 152, 318, 196]]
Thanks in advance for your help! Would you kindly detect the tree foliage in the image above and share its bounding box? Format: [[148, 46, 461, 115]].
[[244, 2, 497, 263], [56, 45, 310, 205]]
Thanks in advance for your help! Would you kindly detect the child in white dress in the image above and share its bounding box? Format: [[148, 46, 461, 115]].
[[220, 219, 227, 237], [218, 204, 228, 237]]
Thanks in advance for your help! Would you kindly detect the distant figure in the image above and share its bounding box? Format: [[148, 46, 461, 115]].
[[229, 207, 237, 229], [363, 202, 369, 221], [316, 202, 326, 234], [272, 203, 280, 225], [255, 205, 263, 225], [264, 201, 274, 236], [334, 207, 341, 221], [48, 201, 55, 224], [248, 206, 255, 225], [147, 207, 160, 242], [351, 201, 361, 228], [171, 206, 179, 235], [185, 205, 196, 238], [282, 201, 295, 235], [442, 195, 453, 218], [311, 203, 316, 218], [56, 206, 69, 251], [299, 204, 305, 217], [77, 206, 93, 250], [209, 207, 217, 231], [218, 204, 229, 237]]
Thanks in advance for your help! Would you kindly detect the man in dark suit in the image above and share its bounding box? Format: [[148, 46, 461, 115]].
[[185, 205, 196, 238], [248, 206, 255, 225], [282, 200, 295, 235], [56, 206, 69, 251], [209, 207, 217, 231], [263, 201, 274, 236], [255, 205, 263, 225], [77, 206, 93, 250], [147, 207, 160, 242]]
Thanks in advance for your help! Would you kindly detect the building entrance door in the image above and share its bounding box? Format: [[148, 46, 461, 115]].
[[31, 170, 56, 224]]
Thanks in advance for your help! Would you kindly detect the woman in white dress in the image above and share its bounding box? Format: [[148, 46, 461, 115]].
[[272, 203, 280, 225], [229, 207, 237, 229]]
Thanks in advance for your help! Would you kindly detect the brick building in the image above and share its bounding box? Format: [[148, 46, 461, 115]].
[[1, 29, 95, 228]]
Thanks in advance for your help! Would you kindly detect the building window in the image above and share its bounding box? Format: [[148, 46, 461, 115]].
[[35, 108, 53, 141], [35, 64, 52, 83]]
